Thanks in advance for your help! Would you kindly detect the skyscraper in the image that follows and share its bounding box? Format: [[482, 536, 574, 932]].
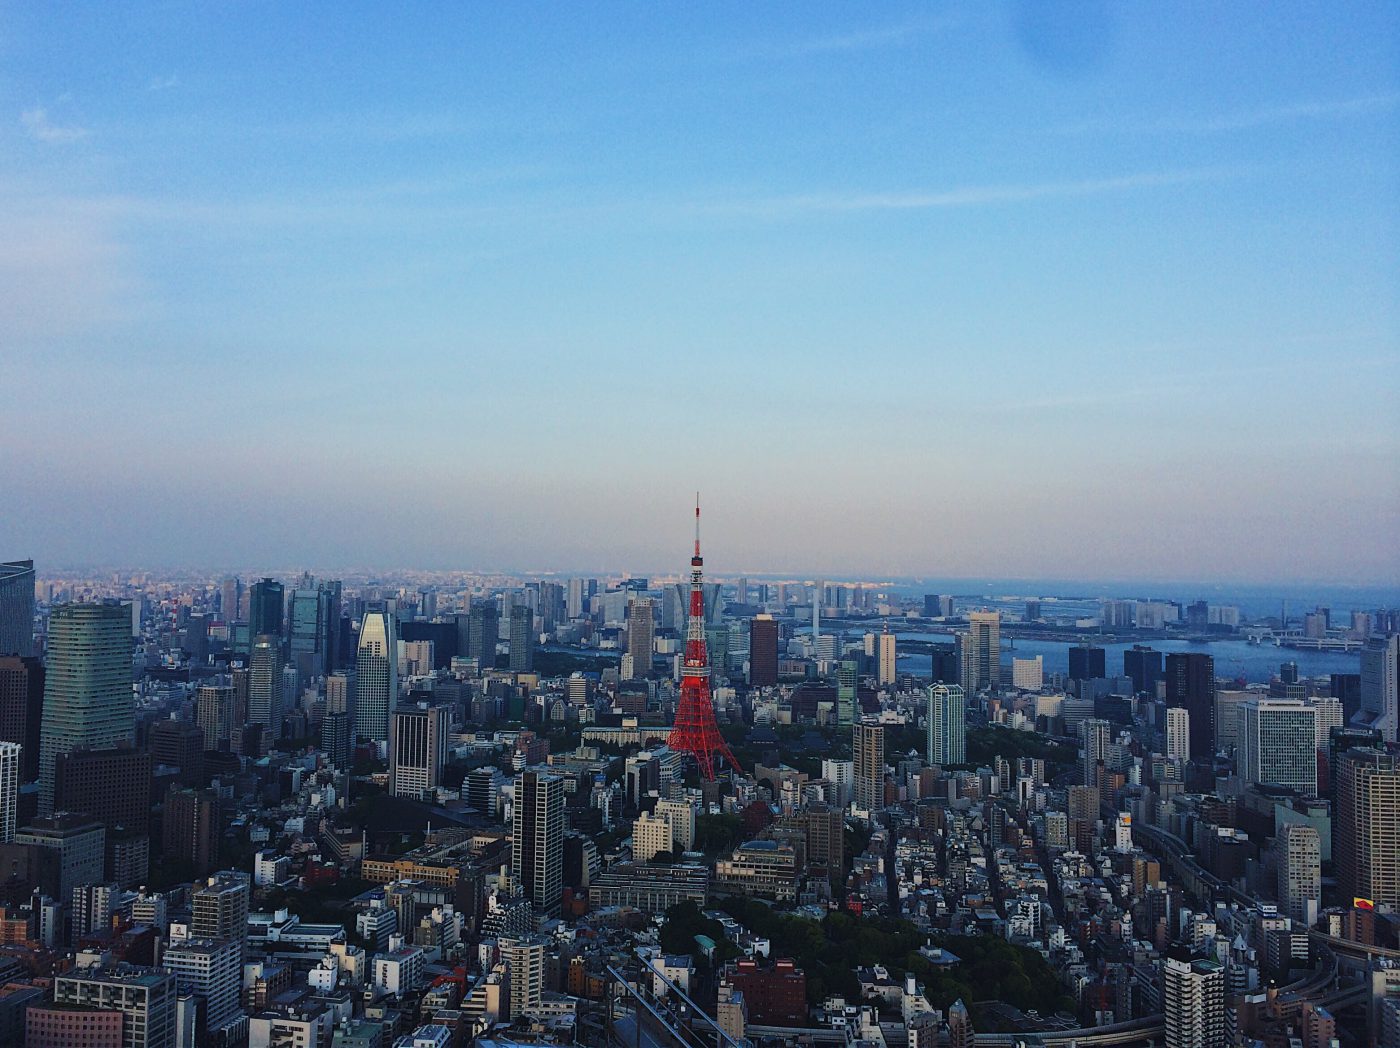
[[1163, 956, 1225, 1048], [876, 627, 896, 686], [512, 771, 563, 917], [389, 702, 449, 798], [748, 614, 778, 686], [0, 655, 44, 779], [853, 722, 885, 813], [927, 684, 966, 766], [508, 605, 534, 673], [625, 598, 654, 680], [1081, 718, 1111, 791], [1165, 652, 1215, 759], [195, 684, 236, 752], [1275, 823, 1321, 926], [247, 634, 282, 735], [287, 585, 327, 678], [959, 612, 1000, 694], [465, 600, 500, 667], [354, 610, 398, 742], [1357, 634, 1399, 743], [38, 603, 134, 817], [218, 577, 240, 624], [1238, 698, 1317, 794], [1124, 645, 1163, 696], [836, 661, 858, 727], [0, 560, 35, 658], [1165, 706, 1190, 762], [163, 787, 222, 877], [248, 578, 284, 643], [1068, 644, 1106, 682], [1335, 749, 1399, 910], [0, 742, 18, 843]]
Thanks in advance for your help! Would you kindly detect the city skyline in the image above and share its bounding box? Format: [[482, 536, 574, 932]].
[[3, 4, 1397, 582]]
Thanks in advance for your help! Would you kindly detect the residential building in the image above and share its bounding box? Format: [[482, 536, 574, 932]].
[[512, 771, 563, 916], [1335, 750, 1400, 909], [853, 722, 885, 813], [927, 684, 965, 766], [1163, 956, 1225, 1048], [958, 612, 999, 694]]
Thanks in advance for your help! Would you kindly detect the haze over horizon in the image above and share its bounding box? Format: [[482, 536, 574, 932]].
[[3, 3, 1397, 583]]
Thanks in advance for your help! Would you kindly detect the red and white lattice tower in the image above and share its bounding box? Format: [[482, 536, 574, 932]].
[[668, 497, 741, 781]]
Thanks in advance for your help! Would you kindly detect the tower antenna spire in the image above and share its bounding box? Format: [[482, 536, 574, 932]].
[[669, 497, 740, 782]]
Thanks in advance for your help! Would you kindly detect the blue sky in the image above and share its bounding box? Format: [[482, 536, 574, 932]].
[[2, 2, 1397, 582]]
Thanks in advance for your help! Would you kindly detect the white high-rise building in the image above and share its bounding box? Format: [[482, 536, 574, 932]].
[[501, 936, 547, 1020], [822, 758, 853, 808], [1275, 823, 1321, 927], [1165, 707, 1191, 762], [927, 684, 966, 766], [1011, 655, 1043, 691], [876, 629, 897, 686], [1358, 634, 1399, 743], [1114, 811, 1133, 852], [1164, 956, 1225, 1048], [162, 937, 243, 1038], [1238, 698, 1317, 794], [0, 741, 19, 842], [1310, 696, 1344, 749], [1081, 719, 1111, 790], [355, 611, 399, 742]]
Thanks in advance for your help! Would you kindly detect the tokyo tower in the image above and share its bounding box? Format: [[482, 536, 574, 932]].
[[668, 497, 741, 781]]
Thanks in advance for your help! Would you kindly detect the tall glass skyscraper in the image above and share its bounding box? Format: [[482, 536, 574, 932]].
[[248, 578, 284, 643], [0, 560, 36, 658], [927, 684, 966, 765], [354, 611, 398, 742], [958, 612, 1000, 694], [247, 635, 282, 733], [38, 603, 134, 816], [508, 604, 534, 673]]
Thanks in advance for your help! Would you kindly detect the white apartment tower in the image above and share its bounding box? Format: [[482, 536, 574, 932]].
[[1165, 706, 1191, 762]]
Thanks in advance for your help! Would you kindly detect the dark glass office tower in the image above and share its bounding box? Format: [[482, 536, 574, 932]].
[[38, 603, 134, 816], [1165, 652, 1216, 758], [1124, 645, 1163, 696], [249, 578, 284, 643], [1068, 645, 1106, 682], [748, 615, 779, 686], [0, 560, 35, 658]]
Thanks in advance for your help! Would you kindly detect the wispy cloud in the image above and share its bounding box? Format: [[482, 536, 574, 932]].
[[20, 106, 88, 143], [696, 167, 1241, 219], [731, 16, 955, 62], [147, 74, 179, 91], [1059, 93, 1400, 135]]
